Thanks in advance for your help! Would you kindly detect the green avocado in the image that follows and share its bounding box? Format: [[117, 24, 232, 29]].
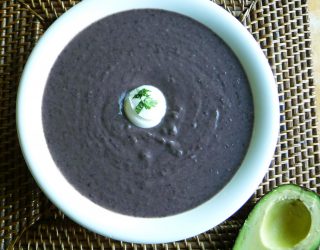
[[233, 184, 320, 250]]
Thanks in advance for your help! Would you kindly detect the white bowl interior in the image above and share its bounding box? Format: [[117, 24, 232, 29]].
[[17, 0, 280, 244]]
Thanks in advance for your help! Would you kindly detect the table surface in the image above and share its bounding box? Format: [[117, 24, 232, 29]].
[[309, 0, 320, 132]]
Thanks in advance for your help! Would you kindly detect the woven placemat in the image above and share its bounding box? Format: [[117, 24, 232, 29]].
[[1, 0, 319, 249]]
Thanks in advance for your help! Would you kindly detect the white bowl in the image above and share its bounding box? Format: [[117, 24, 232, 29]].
[[17, 0, 279, 244]]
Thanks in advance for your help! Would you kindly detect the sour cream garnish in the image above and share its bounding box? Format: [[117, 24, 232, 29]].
[[124, 85, 166, 128]]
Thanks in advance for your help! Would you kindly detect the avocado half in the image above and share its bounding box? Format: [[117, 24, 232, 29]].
[[233, 184, 320, 250]]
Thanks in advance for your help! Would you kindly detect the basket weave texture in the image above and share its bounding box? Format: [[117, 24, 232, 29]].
[[0, 0, 319, 249]]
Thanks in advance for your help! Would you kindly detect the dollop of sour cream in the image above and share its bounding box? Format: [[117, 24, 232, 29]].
[[124, 85, 166, 128]]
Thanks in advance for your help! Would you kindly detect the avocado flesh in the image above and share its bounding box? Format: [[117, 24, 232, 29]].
[[233, 184, 320, 250]]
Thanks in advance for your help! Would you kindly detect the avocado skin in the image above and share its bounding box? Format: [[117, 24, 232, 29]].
[[233, 184, 320, 250]]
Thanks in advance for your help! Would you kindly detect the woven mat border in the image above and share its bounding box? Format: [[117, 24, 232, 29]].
[[0, 0, 319, 249]]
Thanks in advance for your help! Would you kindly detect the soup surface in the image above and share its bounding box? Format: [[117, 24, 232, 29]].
[[42, 9, 254, 217]]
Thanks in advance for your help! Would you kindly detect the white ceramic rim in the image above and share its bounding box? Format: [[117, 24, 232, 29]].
[[17, 0, 280, 244]]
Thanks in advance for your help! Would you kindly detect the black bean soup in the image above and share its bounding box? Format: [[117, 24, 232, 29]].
[[42, 9, 254, 217]]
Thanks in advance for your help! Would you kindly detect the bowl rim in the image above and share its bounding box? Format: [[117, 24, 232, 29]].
[[16, 0, 280, 244]]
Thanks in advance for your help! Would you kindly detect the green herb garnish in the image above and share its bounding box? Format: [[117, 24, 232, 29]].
[[133, 88, 158, 114]]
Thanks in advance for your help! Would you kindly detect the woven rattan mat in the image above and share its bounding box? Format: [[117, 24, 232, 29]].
[[1, 0, 319, 249]]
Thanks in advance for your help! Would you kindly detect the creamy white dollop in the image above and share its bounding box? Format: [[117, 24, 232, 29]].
[[124, 85, 166, 128]]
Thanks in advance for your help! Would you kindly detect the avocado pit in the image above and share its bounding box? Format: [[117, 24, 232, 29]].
[[260, 199, 311, 249]]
